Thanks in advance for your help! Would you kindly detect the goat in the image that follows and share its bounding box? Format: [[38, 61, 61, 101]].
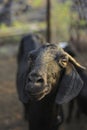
[[17, 36, 85, 130]]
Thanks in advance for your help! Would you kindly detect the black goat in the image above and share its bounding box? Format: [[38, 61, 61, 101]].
[[17, 35, 85, 130]]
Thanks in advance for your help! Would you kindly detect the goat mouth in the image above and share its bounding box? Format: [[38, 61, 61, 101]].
[[29, 93, 46, 100], [28, 87, 51, 100]]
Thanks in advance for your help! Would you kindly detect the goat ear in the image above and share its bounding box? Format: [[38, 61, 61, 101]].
[[58, 54, 68, 68], [55, 63, 83, 104]]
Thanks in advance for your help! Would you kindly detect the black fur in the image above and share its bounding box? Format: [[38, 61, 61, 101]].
[[16, 36, 84, 130]]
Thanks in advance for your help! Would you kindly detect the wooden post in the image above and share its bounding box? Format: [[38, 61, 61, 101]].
[[46, 0, 51, 43]]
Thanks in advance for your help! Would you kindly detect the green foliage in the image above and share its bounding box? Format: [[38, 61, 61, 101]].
[[51, 0, 71, 41], [80, 20, 87, 27], [0, 20, 46, 39], [12, 21, 23, 27], [0, 24, 8, 31], [32, 0, 42, 8]]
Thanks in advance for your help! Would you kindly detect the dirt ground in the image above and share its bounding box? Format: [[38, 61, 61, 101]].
[[0, 44, 28, 130], [0, 43, 87, 130]]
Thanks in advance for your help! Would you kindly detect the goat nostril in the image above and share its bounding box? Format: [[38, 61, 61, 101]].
[[28, 73, 44, 83], [36, 78, 44, 83]]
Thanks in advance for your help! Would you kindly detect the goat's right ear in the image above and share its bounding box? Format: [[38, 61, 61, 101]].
[[55, 63, 84, 104]]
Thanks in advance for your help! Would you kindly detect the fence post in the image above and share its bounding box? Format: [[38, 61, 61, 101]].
[[46, 0, 51, 43]]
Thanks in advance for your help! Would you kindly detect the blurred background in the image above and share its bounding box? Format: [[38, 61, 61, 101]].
[[0, 0, 87, 130]]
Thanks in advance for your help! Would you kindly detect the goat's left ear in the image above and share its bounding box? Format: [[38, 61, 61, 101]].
[[55, 52, 85, 104]]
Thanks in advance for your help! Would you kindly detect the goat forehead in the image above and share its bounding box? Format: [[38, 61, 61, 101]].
[[36, 45, 62, 62], [30, 44, 63, 72]]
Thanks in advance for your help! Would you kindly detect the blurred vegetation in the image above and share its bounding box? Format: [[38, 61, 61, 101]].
[[0, 21, 46, 45], [31, 0, 43, 8], [51, 0, 71, 42], [0, 0, 87, 46], [0, 22, 46, 38]]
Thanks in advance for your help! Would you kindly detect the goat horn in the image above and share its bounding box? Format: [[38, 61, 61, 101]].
[[64, 52, 86, 70]]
